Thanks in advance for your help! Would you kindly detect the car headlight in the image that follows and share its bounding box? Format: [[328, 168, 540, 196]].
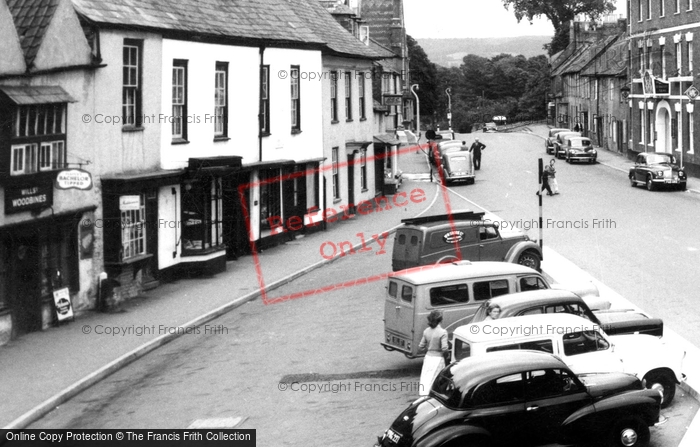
[[591, 150, 597, 154], [656, 171, 664, 177]]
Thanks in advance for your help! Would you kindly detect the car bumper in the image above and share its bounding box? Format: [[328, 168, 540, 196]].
[[569, 155, 596, 161], [651, 177, 683, 184]]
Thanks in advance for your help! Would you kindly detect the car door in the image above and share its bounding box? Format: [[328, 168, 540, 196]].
[[634, 155, 646, 182], [524, 368, 591, 444], [477, 226, 508, 260], [560, 330, 623, 374], [467, 372, 529, 444]]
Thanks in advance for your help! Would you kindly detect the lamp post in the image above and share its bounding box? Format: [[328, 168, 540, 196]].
[[411, 84, 420, 144], [446, 87, 452, 130]]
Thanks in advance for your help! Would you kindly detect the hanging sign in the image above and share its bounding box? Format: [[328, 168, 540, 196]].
[[53, 287, 74, 322], [55, 169, 93, 190]]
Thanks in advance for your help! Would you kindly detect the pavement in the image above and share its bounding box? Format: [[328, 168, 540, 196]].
[[1, 128, 698, 446]]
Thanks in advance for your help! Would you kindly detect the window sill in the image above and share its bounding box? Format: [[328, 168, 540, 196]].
[[105, 253, 153, 267], [291, 128, 302, 135], [171, 138, 190, 145], [333, 198, 342, 204], [360, 117, 367, 121], [331, 120, 340, 125], [259, 131, 271, 138], [346, 119, 354, 123], [361, 188, 368, 193], [122, 126, 144, 133], [214, 136, 230, 142]]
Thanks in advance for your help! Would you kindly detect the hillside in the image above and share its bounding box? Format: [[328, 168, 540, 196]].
[[417, 36, 551, 67]]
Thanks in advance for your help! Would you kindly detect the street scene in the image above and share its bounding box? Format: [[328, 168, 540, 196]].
[[1, 0, 700, 447]]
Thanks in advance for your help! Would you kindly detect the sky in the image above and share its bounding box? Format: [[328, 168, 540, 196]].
[[403, 0, 623, 39]]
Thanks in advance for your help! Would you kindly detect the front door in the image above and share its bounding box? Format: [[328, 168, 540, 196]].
[[346, 154, 355, 214], [223, 172, 251, 259], [9, 235, 42, 335]]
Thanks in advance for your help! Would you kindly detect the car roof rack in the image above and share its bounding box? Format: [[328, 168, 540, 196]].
[[401, 210, 485, 225]]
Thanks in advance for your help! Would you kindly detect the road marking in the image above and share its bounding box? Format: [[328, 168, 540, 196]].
[[188, 417, 246, 428]]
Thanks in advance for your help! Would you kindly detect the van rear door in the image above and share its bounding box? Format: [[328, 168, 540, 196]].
[[383, 279, 416, 355], [392, 229, 423, 271]]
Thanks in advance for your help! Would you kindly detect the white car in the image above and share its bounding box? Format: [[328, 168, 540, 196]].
[[452, 313, 685, 407]]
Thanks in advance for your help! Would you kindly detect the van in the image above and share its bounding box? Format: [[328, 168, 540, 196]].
[[391, 211, 542, 271], [452, 313, 685, 407], [381, 261, 550, 359]]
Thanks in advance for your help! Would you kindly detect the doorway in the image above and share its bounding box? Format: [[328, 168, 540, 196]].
[[8, 235, 42, 335], [656, 104, 672, 153], [346, 153, 356, 213]]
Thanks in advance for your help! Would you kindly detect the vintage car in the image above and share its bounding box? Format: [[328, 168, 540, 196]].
[[545, 127, 570, 154], [482, 122, 497, 132], [452, 314, 685, 407], [553, 131, 581, 159], [374, 351, 662, 447], [428, 134, 459, 165], [391, 211, 542, 272], [629, 152, 687, 191], [564, 136, 597, 163], [440, 150, 474, 185], [468, 289, 664, 337]]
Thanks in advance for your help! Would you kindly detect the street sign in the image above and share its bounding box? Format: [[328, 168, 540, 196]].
[[684, 86, 700, 100], [447, 112, 452, 120]]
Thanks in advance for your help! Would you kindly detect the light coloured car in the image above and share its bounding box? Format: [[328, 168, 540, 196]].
[[452, 313, 685, 407]]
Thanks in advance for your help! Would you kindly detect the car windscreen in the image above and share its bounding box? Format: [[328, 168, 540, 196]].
[[570, 139, 591, 148]]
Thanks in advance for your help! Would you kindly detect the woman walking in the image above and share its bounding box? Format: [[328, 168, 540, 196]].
[[548, 158, 560, 194], [418, 310, 449, 396]]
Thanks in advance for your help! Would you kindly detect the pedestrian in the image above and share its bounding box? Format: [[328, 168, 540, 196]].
[[418, 310, 449, 396], [460, 140, 469, 151], [483, 304, 501, 321], [536, 165, 553, 196], [470, 138, 486, 170], [547, 158, 560, 194]]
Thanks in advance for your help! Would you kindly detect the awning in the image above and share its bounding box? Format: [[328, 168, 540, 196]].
[[0, 85, 77, 105], [374, 133, 400, 146], [241, 159, 296, 170], [101, 169, 185, 193]]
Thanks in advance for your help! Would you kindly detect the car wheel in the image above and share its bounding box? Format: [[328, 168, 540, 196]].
[[643, 371, 676, 408], [516, 251, 541, 271], [606, 417, 650, 447], [629, 176, 636, 187], [646, 176, 655, 191]]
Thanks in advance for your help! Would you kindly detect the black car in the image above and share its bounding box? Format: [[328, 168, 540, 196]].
[[629, 152, 687, 191], [468, 289, 664, 337], [375, 351, 662, 447]]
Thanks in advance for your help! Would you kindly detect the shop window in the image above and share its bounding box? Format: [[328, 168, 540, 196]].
[[182, 178, 223, 251], [9, 103, 67, 176], [121, 195, 146, 260], [259, 170, 282, 232]]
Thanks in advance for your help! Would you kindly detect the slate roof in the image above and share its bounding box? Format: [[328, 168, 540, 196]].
[[69, 0, 378, 58], [7, 0, 60, 68], [581, 38, 628, 77], [552, 35, 619, 77], [361, 0, 401, 52]]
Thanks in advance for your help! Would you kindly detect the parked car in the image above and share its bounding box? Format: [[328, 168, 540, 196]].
[[553, 131, 581, 159], [629, 152, 687, 191], [452, 313, 685, 406], [441, 150, 474, 185], [468, 289, 663, 337], [482, 122, 497, 132], [374, 350, 662, 447], [391, 211, 542, 272], [381, 260, 601, 359], [564, 136, 597, 163], [546, 127, 570, 154], [428, 135, 459, 165]]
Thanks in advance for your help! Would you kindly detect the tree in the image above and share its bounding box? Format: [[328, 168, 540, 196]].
[[502, 0, 615, 55], [407, 35, 439, 123]]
